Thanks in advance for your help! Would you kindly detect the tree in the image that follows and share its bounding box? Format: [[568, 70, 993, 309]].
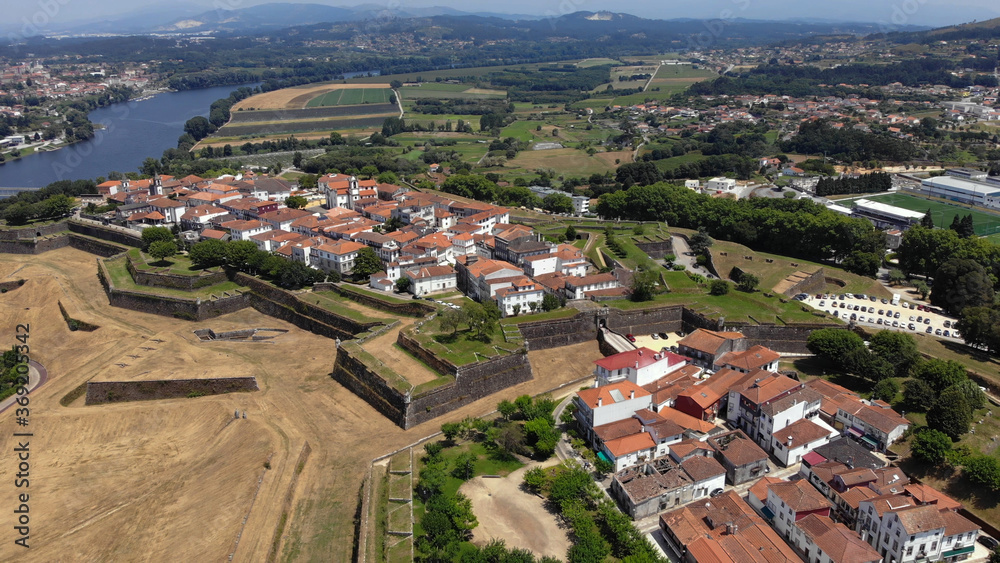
[[395, 277, 411, 293], [140, 226, 173, 251], [148, 240, 177, 264], [964, 455, 1000, 492], [888, 268, 907, 286], [737, 273, 760, 292], [914, 359, 968, 392], [689, 228, 712, 255], [565, 225, 577, 241], [441, 174, 498, 201], [183, 116, 216, 141], [542, 193, 574, 214], [910, 428, 952, 465], [807, 328, 865, 369], [869, 331, 920, 379], [225, 240, 260, 272], [465, 302, 498, 342], [708, 280, 730, 295], [630, 268, 657, 302], [352, 246, 381, 278], [2, 203, 32, 226], [920, 210, 934, 229], [903, 378, 937, 412], [188, 240, 227, 268], [359, 165, 379, 179], [292, 151, 303, 168], [284, 195, 307, 209], [497, 399, 517, 420], [452, 452, 477, 480], [957, 306, 1000, 353], [441, 422, 462, 443], [871, 378, 899, 402], [951, 379, 987, 411], [927, 386, 973, 440], [931, 258, 994, 316], [439, 307, 466, 335], [912, 280, 930, 301], [376, 170, 398, 184], [541, 293, 561, 312]]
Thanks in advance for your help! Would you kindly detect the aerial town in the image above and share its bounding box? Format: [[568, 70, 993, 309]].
[[3, 3, 1000, 563]]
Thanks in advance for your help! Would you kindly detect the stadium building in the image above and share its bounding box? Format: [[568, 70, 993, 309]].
[[921, 172, 1000, 210], [849, 199, 926, 230]]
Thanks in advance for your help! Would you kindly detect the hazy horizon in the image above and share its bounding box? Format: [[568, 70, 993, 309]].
[[4, 0, 1000, 36]]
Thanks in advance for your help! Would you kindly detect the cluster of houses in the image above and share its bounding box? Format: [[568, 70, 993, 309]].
[[0, 60, 152, 102], [572, 327, 982, 562], [95, 171, 623, 316]]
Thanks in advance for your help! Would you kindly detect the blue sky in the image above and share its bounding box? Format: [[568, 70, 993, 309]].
[[4, 0, 1000, 33]]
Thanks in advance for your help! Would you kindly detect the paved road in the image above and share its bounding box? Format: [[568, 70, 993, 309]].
[[602, 328, 637, 354], [0, 361, 48, 415], [670, 236, 716, 279]]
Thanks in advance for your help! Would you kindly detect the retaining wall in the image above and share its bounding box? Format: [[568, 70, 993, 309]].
[[69, 234, 129, 257], [517, 311, 598, 350], [331, 345, 409, 424], [0, 236, 70, 254], [602, 305, 684, 337], [405, 352, 533, 428], [235, 273, 381, 335], [85, 376, 259, 404], [127, 254, 229, 290], [635, 238, 675, 260], [317, 283, 435, 317], [67, 220, 142, 247], [397, 330, 460, 376], [0, 220, 69, 240]]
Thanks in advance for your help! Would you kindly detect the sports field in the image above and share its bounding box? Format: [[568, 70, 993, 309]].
[[865, 193, 1000, 236], [305, 87, 393, 107]]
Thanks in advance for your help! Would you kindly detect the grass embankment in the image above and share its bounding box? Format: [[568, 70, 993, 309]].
[[104, 255, 244, 299]]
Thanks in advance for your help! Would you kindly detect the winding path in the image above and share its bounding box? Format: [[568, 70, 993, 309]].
[[0, 360, 48, 415]]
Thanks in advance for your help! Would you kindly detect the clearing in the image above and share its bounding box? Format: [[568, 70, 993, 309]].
[[459, 460, 571, 560]]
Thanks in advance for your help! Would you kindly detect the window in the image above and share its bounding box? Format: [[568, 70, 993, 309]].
[[893, 541, 898, 551], [931, 541, 937, 551], [906, 546, 913, 556]]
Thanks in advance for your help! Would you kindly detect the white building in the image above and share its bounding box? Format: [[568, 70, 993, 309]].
[[404, 265, 457, 296], [770, 417, 838, 466], [494, 277, 545, 317], [574, 381, 652, 443], [594, 347, 690, 388], [857, 500, 979, 563], [222, 219, 272, 241], [706, 177, 737, 193], [792, 514, 881, 563], [921, 175, 1000, 210]]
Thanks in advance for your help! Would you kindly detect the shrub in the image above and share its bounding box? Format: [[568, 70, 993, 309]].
[[708, 280, 730, 295]]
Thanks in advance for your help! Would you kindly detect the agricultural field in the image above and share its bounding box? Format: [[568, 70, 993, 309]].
[[399, 83, 506, 100], [216, 116, 392, 137], [503, 148, 617, 177], [233, 82, 391, 110], [864, 193, 1000, 236], [306, 87, 393, 107], [576, 57, 624, 67], [228, 104, 397, 124]]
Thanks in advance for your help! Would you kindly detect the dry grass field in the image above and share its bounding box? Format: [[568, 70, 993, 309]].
[[232, 83, 392, 111], [0, 247, 599, 562]]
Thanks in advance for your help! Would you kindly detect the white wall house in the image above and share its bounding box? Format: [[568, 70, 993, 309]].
[[405, 265, 457, 296], [574, 381, 652, 443], [594, 348, 690, 388], [222, 219, 272, 241]]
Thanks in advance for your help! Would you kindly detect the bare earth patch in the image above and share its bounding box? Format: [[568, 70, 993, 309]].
[[232, 82, 391, 110], [460, 461, 570, 560]]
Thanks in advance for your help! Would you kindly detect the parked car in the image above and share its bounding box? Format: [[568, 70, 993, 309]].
[[978, 535, 999, 550], [924, 318, 931, 324], [818, 301, 825, 307], [935, 329, 942, 336], [892, 321, 899, 327], [894, 312, 901, 319], [908, 323, 916, 330], [625, 334, 636, 342], [710, 488, 725, 498], [880, 298, 888, 304], [943, 330, 951, 337], [878, 309, 884, 315], [944, 320, 951, 328], [926, 326, 933, 333]]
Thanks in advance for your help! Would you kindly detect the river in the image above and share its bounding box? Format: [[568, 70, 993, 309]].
[[0, 83, 260, 188]]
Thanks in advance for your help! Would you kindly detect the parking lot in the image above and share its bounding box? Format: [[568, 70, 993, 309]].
[[800, 292, 963, 341]]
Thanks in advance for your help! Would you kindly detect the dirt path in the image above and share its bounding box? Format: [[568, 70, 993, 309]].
[[460, 458, 569, 559], [583, 233, 606, 269]]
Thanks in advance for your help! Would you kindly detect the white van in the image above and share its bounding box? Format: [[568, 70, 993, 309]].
[[891, 294, 900, 306]]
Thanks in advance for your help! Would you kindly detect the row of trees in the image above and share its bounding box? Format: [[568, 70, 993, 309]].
[[0, 346, 28, 401], [1, 193, 74, 226], [813, 172, 892, 197], [594, 183, 885, 277], [185, 237, 328, 289]]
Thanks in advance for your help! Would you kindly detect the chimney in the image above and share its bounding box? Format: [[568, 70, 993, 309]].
[[597, 397, 603, 407], [635, 361, 640, 369], [630, 389, 635, 400], [787, 436, 793, 447]]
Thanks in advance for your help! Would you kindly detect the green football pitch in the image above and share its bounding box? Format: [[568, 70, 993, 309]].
[[865, 192, 1000, 236], [305, 88, 393, 107]]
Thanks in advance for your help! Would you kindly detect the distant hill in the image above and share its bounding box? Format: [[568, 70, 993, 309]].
[[886, 16, 1000, 42], [153, 3, 360, 33]]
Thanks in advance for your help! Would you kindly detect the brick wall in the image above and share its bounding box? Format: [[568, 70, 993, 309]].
[[603, 305, 684, 337], [68, 234, 129, 257], [85, 377, 258, 404], [396, 329, 459, 376], [331, 346, 409, 424], [235, 273, 381, 335]]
